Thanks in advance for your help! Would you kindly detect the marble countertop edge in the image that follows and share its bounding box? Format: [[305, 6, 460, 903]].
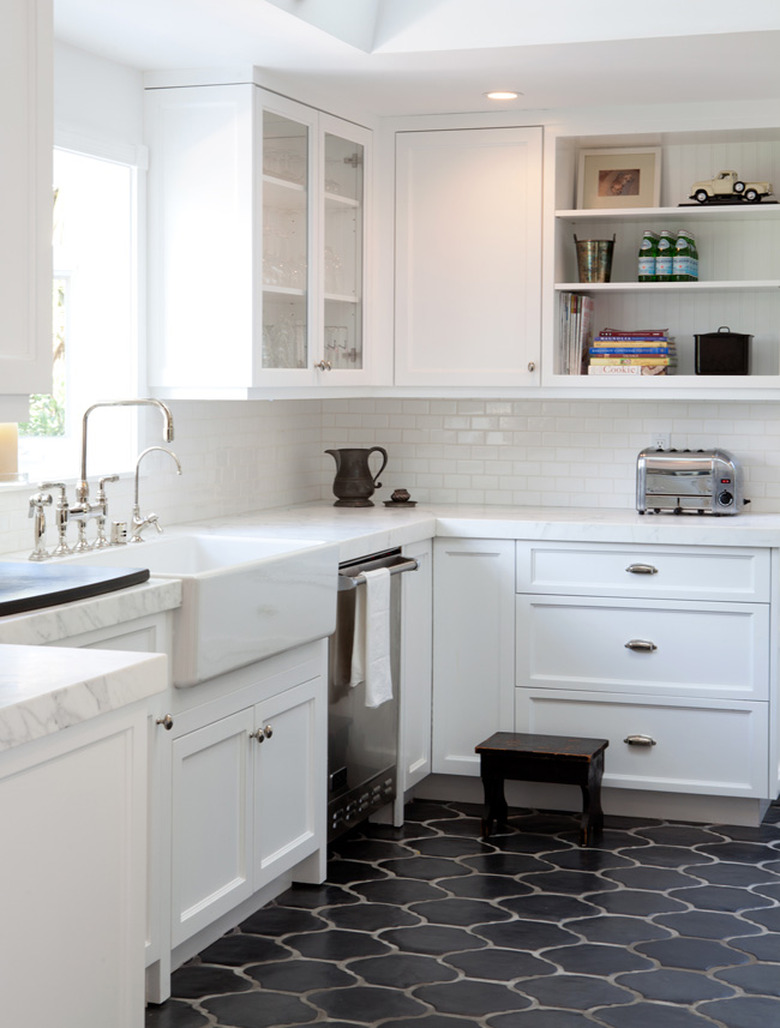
[[0, 646, 167, 752]]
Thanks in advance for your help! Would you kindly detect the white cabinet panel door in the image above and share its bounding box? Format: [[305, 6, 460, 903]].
[[433, 538, 515, 775], [171, 708, 254, 947], [253, 678, 324, 888], [395, 126, 542, 386]]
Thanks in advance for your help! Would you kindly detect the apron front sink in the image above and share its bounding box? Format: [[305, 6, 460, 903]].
[[60, 529, 339, 686]]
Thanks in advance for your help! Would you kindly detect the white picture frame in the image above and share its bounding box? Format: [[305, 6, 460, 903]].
[[577, 147, 661, 209]]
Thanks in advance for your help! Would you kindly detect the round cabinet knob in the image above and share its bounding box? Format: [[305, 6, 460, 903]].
[[527, 361, 536, 373], [263, 724, 273, 739], [155, 714, 174, 731], [250, 728, 265, 743]]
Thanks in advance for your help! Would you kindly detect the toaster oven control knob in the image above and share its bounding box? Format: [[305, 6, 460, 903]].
[[719, 490, 734, 507]]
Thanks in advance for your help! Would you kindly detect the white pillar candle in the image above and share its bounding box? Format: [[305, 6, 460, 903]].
[[0, 423, 18, 476]]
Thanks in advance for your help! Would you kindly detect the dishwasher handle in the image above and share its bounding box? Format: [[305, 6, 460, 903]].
[[339, 554, 418, 583]]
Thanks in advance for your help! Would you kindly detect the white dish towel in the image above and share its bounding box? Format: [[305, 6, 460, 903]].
[[350, 566, 393, 708]]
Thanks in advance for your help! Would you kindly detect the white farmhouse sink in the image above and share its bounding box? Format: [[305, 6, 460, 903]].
[[60, 530, 339, 687]]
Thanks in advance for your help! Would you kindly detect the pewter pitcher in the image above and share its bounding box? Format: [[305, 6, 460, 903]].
[[325, 446, 388, 507]]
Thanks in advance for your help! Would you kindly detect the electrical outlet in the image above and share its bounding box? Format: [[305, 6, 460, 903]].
[[652, 432, 671, 451]]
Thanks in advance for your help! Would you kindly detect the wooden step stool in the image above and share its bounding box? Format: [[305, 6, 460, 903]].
[[475, 732, 609, 847]]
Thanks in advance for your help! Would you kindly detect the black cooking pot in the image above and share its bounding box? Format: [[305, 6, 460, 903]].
[[694, 325, 751, 375]]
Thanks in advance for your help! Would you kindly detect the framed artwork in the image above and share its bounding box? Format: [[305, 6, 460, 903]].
[[577, 147, 661, 209]]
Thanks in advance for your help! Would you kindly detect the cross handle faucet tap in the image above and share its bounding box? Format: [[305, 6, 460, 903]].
[[131, 446, 182, 543]]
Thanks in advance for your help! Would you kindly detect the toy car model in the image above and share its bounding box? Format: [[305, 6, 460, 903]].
[[689, 169, 774, 204]]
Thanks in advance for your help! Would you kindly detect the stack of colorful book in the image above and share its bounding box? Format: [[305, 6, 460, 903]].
[[587, 328, 676, 376]]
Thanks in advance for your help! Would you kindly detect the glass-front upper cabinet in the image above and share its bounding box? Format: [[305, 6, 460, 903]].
[[262, 109, 310, 372], [260, 103, 371, 383], [145, 80, 373, 398], [321, 123, 366, 373]]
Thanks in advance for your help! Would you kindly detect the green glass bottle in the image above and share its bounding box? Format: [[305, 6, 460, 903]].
[[673, 229, 698, 282], [638, 230, 658, 282], [655, 230, 675, 281]]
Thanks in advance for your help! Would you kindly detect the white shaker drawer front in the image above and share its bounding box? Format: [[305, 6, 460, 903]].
[[515, 542, 770, 603], [515, 688, 769, 798], [516, 596, 769, 700]]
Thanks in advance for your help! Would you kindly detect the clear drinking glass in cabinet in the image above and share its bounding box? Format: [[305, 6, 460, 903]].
[[323, 132, 363, 370], [262, 111, 309, 369]]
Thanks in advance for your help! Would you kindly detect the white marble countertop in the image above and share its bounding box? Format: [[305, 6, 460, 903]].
[[0, 577, 182, 646], [0, 644, 167, 752], [2, 499, 778, 753], [180, 501, 780, 554]]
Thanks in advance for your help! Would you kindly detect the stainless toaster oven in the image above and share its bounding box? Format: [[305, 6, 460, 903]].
[[636, 448, 744, 515]]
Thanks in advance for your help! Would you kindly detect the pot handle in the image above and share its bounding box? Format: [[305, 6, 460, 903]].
[[368, 446, 388, 489]]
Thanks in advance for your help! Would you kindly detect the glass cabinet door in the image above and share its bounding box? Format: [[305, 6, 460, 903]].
[[323, 132, 364, 370], [262, 110, 309, 370]]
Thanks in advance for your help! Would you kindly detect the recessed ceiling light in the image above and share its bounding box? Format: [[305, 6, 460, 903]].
[[485, 90, 521, 101]]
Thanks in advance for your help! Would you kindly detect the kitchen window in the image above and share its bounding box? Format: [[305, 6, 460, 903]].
[[19, 145, 143, 483]]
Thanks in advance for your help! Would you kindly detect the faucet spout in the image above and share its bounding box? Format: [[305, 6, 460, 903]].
[[77, 398, 175, 504], [131, 445, 182, 543]]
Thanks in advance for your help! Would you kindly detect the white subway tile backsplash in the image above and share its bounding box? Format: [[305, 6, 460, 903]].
[[3, 395, 780, 558]]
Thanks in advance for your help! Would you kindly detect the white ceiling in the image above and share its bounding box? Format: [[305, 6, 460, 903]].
[[53, 0, 780, 117]]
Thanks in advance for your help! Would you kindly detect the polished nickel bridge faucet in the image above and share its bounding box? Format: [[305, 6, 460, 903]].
[[27, 398, 181, 560]]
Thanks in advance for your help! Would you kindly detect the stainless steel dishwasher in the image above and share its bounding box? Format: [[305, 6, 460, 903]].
[[328, 547, 418, 840]]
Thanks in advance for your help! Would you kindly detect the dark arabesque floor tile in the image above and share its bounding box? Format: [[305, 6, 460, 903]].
[[441, 873, 534, 900], [146, 1000, 210, 1028], [669, 884, 775, 911], [654, 909, 762, 939], [596, 1002, 722, 1028], [699, 995, 780, 1028], [323, 900, 422, 931], [443, 946, 557, 981], [615, 967, 737, 1003], [350, 877, 449, 904], [515, 973, 634, 1010], [413, 979, 533, 1017], [274, 882, 359, 908], [197, 933, 289, 967], [569, 914, 672, 945], [202, 990, 317, 1027], [487, 1011, 598, 1028], [635, 936, 751, 971], [310, 984, 427, 1022], [244, 958, 356, 992], [170, 963, 252, 998], [347, 952, 459, 988], [408, 896, 512, 926], [148, 801, 780, 1028]]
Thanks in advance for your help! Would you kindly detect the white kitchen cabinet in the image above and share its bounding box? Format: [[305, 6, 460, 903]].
[[0, 0, 52, 418], [0, 702, 149, 1028], [252, 678, 324, 889], [394, 126, 542, 387], [44, 609, 175, 995], [171, 706, 254, 946], [515, 539, 775, 804], [397, 539, 433, 800], [169, 648, 326, 950], [432, 537, 515, 775], [544, 125, 780, 393], [145, 81, 374, 396]]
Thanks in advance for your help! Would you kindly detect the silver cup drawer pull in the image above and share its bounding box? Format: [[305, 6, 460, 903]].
[[625, 639, 658, 653], [624, 734, 657, 747], [626, 563, 658, 575]]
